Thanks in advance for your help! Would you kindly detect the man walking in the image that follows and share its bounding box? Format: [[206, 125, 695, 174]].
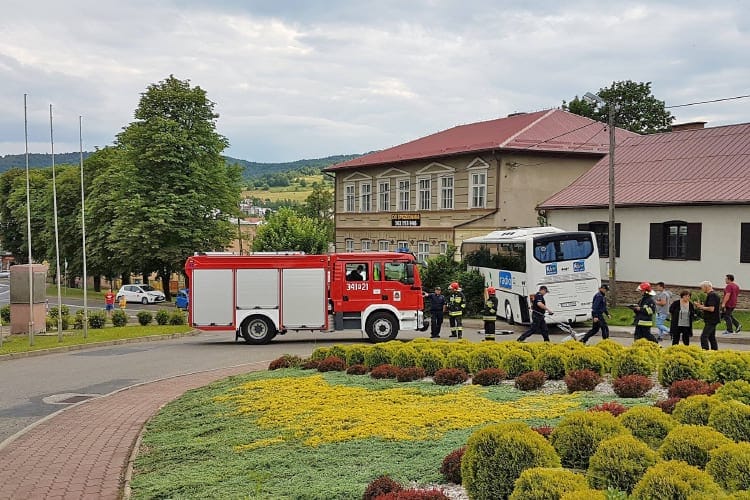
[[653, 282, 672, 341], [104, 288, 116, 317], [424, 286, 446, 338], [518, 285, 552, 342], [633, 282, 658, 343], [446, 282, 466, 338], [695, 280, 721, 350], [721, 274, 742, 335], [481, 287, 498, 340], [580, 284, 610, 344]]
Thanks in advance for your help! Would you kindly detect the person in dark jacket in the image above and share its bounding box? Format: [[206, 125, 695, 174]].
[[580, 284, 610, 344], [517, 286, 552, 342], [481, 287, 498, 340], [446, 282, 466, 338], [669, 290, 696, 346], [633, 282, 658, 343], [424, 286, 447, 338], [695, 280, 721, 350]]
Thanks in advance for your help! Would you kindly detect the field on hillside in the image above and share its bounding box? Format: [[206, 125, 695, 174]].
[[243, 174, 326, 203]]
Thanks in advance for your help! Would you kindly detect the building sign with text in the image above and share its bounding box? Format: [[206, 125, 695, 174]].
[[391, 213, 421, 227]]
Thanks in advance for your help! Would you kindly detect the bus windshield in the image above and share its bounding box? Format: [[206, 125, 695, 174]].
[[533, 234, 594, 263]]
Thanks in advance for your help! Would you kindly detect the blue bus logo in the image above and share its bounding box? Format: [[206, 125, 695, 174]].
[[545, 264, 557, 275], [573, 260, 585, 272], [499, 271, 513, 289]]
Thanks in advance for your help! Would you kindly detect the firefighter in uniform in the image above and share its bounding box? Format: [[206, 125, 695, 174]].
[[633, 281, 658, 343], [482, 287, 498, 341], [447, 282, 466, 338]]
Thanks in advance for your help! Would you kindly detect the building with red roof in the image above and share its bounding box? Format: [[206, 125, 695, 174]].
[[324, 109, 637, 261]]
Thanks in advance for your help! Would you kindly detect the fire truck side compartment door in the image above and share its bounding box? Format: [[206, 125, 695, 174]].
[[192, 269, 233, 326], [236, 269, 279, 309], [281, 268, 327, 328]]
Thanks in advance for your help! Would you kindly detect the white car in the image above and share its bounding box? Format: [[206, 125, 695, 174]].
[[116, 284, 166, 304]]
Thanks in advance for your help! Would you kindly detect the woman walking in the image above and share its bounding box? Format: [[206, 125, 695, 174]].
[[669, 290, 696, 346]]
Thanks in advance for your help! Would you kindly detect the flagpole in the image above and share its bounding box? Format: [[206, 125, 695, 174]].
[[50, 104, 64, 341], [79, 116, 89, 339], [24, 94, 34, 346]]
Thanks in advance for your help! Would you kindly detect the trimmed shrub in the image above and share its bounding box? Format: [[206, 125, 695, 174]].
[[155, 309, 169, 325], [654, 397, 681, 414], [560, 489, 607, 500], [500, 349, 535, 378], [509, 467, 588, 500], [317, 356, 346, 372], [668, 379, 715, 399], [587, 434, 659, 494], [471, 368, 507, 386], [0, 304, 10, 323], [111, 309, 128, 327], [535, 348, 568, 380], [532, 425, 554, 439], [592, 338, 625, 360], [396, 366, 426, 382], [168, 310, 186, 325], [619, 406, 677, 449], [391, 346, 419, 369], [515, 370, 547, 391], [550, 411, 628, 469], [300, 359, 319, 370], [444, 351, 470, 373], [631, 460, 724, 499], [658, 424, 732, 467], [376, 490, 449, 500], [136, 310, 153, 326], [364, 345, 391, 368], [705, 351, 750, 383], [468, 348, 500, 374], [708, 399, 750, 442], [706, 442, 750, 492], [613, 349, 656, 378], [363, 475, 402, 500], [345, 345, 367, 367], [327, 345, 347, 361], [433, 368, 468, 386], [440, 446, 465, 484], [588, 401, 628, 417], [565, 349, 607, 375], [658, 352, 702, 387], [612, 374, 653, 398], [630, 339, 662, 365], [268, 354, 303, 370], [346, 364, 367, 375], [416, 349, 445, 376], [48, 305, 71, 319], [88, 310, 106, 329], [715, 379, 750, 405], [564, 369, 602, 393], [672, 394, 719, 425], [370, 364, 400, 379], [461, 422, 561, 500]]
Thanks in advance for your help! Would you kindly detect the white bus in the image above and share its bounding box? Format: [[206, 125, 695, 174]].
[[462, 227, 601, 325]]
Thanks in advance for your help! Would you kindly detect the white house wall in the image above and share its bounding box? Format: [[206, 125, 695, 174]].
[[548, 205, 750, 288]]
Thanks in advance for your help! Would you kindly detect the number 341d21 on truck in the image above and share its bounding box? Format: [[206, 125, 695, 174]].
[[184, 252, 429, 344]]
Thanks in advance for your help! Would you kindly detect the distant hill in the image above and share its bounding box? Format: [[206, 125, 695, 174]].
[[0, 152, 92, 173]]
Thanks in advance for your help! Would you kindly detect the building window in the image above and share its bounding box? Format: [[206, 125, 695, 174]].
[[649, 221, 701, 260], [418, 177, 431, 210], [344, 184, 355, 212], [439, 241, 448, 255], [742, 223, 750, 263], [397, 240, 409, 251], [439, 175, 454, 209], [397, 178, 410, 211], [360, 182, 372, 212], [470, 171, 487, 208], [378, 180, 390, 211], [361, 239, 371, 252], [417, 241, 430, 263], [379, 240, 390, 252], [578, 222, 620, 258], [345, 238, 354, 252]]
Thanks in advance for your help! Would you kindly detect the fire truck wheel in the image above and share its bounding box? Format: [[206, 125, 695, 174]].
[[505, 301, 515, 325], [365, 311, 399, 342], [240, 316, 276, 344]]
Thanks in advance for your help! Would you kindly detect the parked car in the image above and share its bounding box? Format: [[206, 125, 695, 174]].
[[115, 284, 166, 304], [175, 288, 189, 310], [0, 270, 9, 279]]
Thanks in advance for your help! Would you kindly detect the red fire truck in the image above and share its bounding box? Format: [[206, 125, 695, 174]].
[[184, 252, 428, 344]]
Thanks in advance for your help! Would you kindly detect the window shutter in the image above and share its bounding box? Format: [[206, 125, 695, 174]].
[[686, 223, 702, 261], [577, 223, 590, 231], [741, 223, 750, 263], [649, 223, 663, 259], [615, 223, 621, 258]]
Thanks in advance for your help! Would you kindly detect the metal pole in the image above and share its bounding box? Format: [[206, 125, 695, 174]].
[[50, 105, 64, 341], [79, 116, 89, 339], [24, 94, 34, 346], [608, 104, 617, 306], [237, 217, 243, 254]]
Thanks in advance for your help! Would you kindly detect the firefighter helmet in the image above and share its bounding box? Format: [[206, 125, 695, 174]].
[[487, 287, 496, 295], [449, 282, 459, 290], [637, 282, 653, 293]]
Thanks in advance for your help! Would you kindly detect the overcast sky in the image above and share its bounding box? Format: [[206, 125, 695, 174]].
[[1, 0, 749, 162]]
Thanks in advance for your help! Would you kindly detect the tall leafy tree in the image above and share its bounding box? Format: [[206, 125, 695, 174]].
[[253, 207, 329, 254], [300, 183, 334, 242], [114, 75, 242, 299], [0, 168, 52, 263], [563, 80, 674, 134]]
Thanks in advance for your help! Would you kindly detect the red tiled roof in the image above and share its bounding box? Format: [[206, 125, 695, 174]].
[[324, 109, 639, 171], [539, 123, 750, 209]]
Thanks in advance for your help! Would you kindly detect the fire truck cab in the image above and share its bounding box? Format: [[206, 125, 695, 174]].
[[184, 252, 428, 344]]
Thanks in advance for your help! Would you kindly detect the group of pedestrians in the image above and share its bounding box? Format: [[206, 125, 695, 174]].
[[424, 282, 467, 338]]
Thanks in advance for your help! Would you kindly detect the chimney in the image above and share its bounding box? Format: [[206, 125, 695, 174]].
[[671, 121, 707, 132]]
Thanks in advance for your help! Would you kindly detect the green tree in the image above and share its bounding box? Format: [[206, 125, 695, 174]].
[[563, 80, 674, 134], [0, 168, 52, 263], [300, 183, 334, 242], [252, 207, 329, 254], [114, 75, 242, 299]]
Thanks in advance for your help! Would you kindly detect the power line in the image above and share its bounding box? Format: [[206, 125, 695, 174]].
[[666, 94, 750, 109]]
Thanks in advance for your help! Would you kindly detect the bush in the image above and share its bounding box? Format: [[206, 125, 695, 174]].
[[155, 309, 170, 325], [461, 422, 560, 500], [364, 345, 391, 368], [268, 354, 303, 370], [88, 310, 106, 329], [440, 446, 465, 484], [535, 349, 568, 380], [471, 368, 507, 386], [654, 397, 681, 414], [48, 305, 70, 319], [363, 475, 402, 500], [416, 349, 445, 376], [46, 312, 70, 331], [708, 399, 750, 442], [619, 406, 677, 449], [111, 309, 128, 327], [672, 394, 719, 425], [588, 401, 628, 417], [345, 345, 367, 367], [346, 364, 367, 375], [658, 424, 732, 467], [668, 379, 716, 399], [0, 304, 10, 323], [397, 366, 426, 382], [391, 346, 419, 369], [168, 310, 186, 325], [565, 349, 607, 375], [433, 368, 468, 386], [564, 369, 602, 393], [317, 356, 346, 372], [327, 345, 347, 361], [550, 411, 628, 469], [631, 460, 724, 499], [532, 425, 554, 439], [715, 379, 750, 405], [370, 364, 400, 379], [509, 467, 589, 500], [468, 348, 500, 374], [706, 442, 750, 492], [309, 347, 331, 361], [515, 370, 547, 391], [613, 349, 656, 378], [705, 351, 749, 383], [301, 359, 319, 370], [587, 434, 659, 494], [658, 352, 702, 387], [499, 349, 534, 378], [612, 374, 653, 398], [375, 489, 449, 500], [444, 351, 470, 373], [136, 310, 153, 326], [560, 489, 607, 500], [72, 310, 85, 329]]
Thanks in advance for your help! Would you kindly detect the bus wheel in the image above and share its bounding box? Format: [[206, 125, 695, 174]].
[[505, 301, 515, 325], [241, 316, 276, 345], [365, 311, 399, 342]]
